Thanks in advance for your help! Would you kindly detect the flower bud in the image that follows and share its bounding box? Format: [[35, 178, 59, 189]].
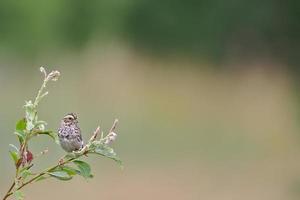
[[40, 66, 47, 76], [104, 132, 117, 144], [109, 132, 117, 141], [47, 70, 60, 81], [38, 124, 45, 131], [26, 150, 33, 164]]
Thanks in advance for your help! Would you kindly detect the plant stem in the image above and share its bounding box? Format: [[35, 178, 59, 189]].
[[2, 182, 15, 200], [34, 79, 47, 107], [2, 157, 76, 200], [20, 157, 75, 190], [2, 126, 102, 200]]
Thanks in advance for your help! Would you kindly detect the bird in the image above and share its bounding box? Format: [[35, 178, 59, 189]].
[[58, 113, 84, 152]]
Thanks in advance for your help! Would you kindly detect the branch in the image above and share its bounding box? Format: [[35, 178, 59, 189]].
[[2, 125, 102, 200], [89, 126, 100, 142], [79, 126, 100, 153], [2, 67, 121, 200], [3, 156, 77, 199], [2, 182, 15, 200], [109, 119, 118, 133]]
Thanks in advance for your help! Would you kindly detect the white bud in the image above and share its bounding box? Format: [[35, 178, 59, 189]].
[[47, 70, 60, 81], [38, 124, 45, 131], [40, 66, 47, 78], [109, 132, 117, 141], [104, 132, 117, 144]]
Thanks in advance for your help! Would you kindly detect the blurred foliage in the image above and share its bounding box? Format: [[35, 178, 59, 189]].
[[0, 0, 130, 56], [0, 0, 298, 65], [126, 0, 299, 65]]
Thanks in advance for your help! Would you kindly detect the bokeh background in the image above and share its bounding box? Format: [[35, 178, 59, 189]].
[[0, 1, 300, 199]]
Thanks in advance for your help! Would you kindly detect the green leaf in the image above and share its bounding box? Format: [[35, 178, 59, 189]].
[[73, 160, 92, 178], [19, 165, 32, 174], [16, 119, 26, 131], [44, 131, 59, 144], [35, 120, 47, 125], [24, 100, 36, 131], [32, 131, 59, 144], [9, 144, 19, 152], [61, 166, 80, 176], [14, 131, 25, 143], [20, 169, 33, 179], [48, 171, 72, 181], [94, 145, 123, 166], [33, 119, 48, 132], [35, 120, 47, 130], [64, 153, 77, 160], [9, 151, 19, 165], [35, 175, 48, 182], [14, 190, 24, 200], [26, 121, 35, 131]]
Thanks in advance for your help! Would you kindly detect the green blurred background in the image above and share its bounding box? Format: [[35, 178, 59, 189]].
[[1, 1, 300, 199]]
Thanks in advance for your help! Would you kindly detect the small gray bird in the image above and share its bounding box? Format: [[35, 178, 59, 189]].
[[58, 113, 83, 152]]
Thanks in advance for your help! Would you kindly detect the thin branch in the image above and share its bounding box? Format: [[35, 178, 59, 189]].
[[90, 126, 100, 142], [3, 157, 77, 199], [2, 182, 15, 200], [80, 126, 101, 153], [2, 125, 101, 200], [109, 119, 119, 133], [17, 157, 75, 191]]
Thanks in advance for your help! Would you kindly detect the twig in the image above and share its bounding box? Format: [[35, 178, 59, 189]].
[[109, 119, 118, 133], [2, 182, 15, 200], [89, 126, 100, 142], [2, 125, 101, 200], [80, 126, 100, 153], [3, 156, 77, 199]]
